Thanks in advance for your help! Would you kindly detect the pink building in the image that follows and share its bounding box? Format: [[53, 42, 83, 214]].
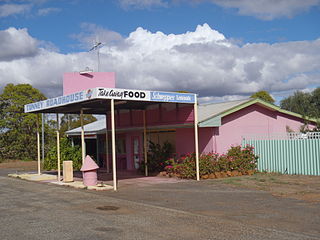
[[67, 98, 315, 171], [63, 72, 115, 95]]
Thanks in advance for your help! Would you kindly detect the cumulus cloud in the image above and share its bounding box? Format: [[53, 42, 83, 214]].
[[1, 24, 320, 101], [0, 28, 38, 61]]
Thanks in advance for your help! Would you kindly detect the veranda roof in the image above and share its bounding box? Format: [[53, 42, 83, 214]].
[[24, 87, 196, 114]]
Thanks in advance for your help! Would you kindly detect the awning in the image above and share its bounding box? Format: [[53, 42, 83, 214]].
[[25, 87, 196, 114]]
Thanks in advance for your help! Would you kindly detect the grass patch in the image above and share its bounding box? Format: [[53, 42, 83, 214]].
[[0, 159, 34, 163], [248, 173, 286, 183], [248, 176, 266, 182], [271, 180, 291, 185], [220, 177, 243, 186]]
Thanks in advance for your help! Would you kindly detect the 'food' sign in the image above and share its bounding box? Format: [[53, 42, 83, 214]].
[[97, 88, 149, 101]]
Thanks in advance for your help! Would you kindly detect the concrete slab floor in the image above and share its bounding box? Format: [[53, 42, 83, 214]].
[[7, 171, 186, 191], [8, 173, 114, 191]]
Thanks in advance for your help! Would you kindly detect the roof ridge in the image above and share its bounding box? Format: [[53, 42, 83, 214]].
[[199, 98, 251, 106]]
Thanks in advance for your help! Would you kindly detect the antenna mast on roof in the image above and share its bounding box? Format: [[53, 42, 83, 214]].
[[89, 37, 102, 72]]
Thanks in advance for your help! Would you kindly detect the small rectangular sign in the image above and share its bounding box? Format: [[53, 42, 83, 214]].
[[150, 91, 195, 103]]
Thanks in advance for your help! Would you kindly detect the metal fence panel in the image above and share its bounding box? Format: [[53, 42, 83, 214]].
[[242, 133, 320, 175]]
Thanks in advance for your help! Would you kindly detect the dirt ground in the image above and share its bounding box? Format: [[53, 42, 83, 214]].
[[0, 160, 38, 171], [1, 160, 320, 203], [213, 173, 320, 203]]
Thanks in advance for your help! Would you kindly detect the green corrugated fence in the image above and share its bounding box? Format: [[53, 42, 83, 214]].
[[242, 133, 320, 175]]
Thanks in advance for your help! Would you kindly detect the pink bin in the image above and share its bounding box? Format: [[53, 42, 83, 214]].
[[80, 155, 99, 186]]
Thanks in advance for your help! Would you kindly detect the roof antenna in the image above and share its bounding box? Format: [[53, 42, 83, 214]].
[[89, 37, 102, 72]]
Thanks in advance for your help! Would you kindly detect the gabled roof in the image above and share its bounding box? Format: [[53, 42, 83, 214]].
[[199, 98, 316, 127], [198, 98, 251, 124]]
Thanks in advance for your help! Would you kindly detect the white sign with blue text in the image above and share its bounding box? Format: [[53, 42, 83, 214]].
[[150, 91, 195, 103], [24, 87, 196, 113], [24, 90, 87, 113]]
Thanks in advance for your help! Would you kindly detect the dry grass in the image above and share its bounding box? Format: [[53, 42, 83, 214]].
[[0, 160, 38, 171], [215, 173, 320, 203]]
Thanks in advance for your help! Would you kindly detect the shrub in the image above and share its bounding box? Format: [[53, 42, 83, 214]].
[[226, 145, 258, 172], [44, 137, 82, 171], [176, 154, 196, 179], [172, 153, 219, 179], [165, 145, 258, 179]]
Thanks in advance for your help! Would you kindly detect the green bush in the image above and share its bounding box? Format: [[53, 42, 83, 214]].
[[165, 145, 258, 179], [165, 153, 219, 179], [44, 137, 82, 171], [226, 145, 258, 172]]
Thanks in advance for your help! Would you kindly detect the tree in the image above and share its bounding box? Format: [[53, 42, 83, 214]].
[[280, 88, 320, 130], [280, 91, 313, 117], [310, 87, 320, 119], [44, 137, 82, 171], [0, 84, 46, 160], [251, 90, 275, 103]]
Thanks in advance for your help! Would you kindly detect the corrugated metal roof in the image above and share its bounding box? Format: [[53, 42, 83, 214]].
[[198, 98, 251, 122], [66, 119, 106, 135]]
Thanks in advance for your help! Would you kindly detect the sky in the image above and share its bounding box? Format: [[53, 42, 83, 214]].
[[0, 0, 320, 103]]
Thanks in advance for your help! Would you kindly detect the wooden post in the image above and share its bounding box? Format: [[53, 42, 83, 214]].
[[194, 95, 200, 181], [80, 109, 85, 165], [105, 113, 110, 173], [111, 99, 117, 191], [36, 114, 41, 175], [56, 113, 61, 182], [143, 110, 148, 177], [41, 113, 45, 164]]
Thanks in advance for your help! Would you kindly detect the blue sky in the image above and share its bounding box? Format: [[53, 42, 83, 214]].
[[0, 0, 320, 102]]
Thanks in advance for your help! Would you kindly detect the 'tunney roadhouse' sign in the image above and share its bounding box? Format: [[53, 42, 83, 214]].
[[25, 91, 85, 113]]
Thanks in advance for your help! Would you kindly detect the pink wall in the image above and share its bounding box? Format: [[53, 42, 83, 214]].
[[63, 72, 115, 95], [214, 104, 309, 153], [107, 104, 194, 129], [175, 127, 215, 157], [176, 128, 194, 157], [177, 104, 314, 156]]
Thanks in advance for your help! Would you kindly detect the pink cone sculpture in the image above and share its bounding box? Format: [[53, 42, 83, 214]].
[[80, 155, 99, 186]]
